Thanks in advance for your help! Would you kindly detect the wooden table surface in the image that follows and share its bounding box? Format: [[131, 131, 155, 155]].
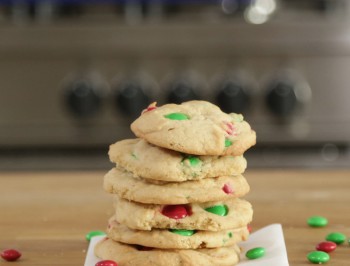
[[1, 169, 349, 266]]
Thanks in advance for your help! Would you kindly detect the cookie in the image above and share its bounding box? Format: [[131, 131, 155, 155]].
[[114, 196, 253, 231], [109, 138, 247, 182], [95, 237, 241, 266], [104, 167, 250, 204], [130, 101, 256, 156], [107, 216, 249, 249]]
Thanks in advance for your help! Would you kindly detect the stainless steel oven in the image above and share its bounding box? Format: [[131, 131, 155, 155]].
[[1, 0, 350, 169]]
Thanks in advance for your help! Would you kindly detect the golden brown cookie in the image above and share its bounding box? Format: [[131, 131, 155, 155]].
[[130, 101, 256, 156], [95, 237, 241, 266], [104, 167, 250, 204], [107, 216, 249, 249], [109, 138, 247, 182], [113, 196, 253, 231]]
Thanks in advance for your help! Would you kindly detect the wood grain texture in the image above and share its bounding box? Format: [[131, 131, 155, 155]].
[[0, 170, 349, 265]]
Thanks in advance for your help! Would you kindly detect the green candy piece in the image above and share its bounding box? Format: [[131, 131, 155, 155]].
[[245, 247, 265, 260], [182, 156, 202, 167], [325, 232, 346, 244], [188, 156, 201, 167], [205, 205, 228, 216], [307, 216, 328, 227], [164, 113, 189, 120], [307, 251, 330, 264], [169, 229, 195, 236], [86, 230, 106, 241], [228, 232, 233, 238], [225, 138, 232, 147]]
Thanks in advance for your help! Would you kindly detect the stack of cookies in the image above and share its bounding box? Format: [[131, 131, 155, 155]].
[[95, 101, 256, 266]]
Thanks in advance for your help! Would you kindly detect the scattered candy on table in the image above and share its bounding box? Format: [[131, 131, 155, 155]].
[[316, 241, 337, 253], [325, 232, 346, 245], [95, 260, 118, 266], [307, 216, 328, 228], [245, 247, 265, 260], [305, 215, 349, 264], [86, 231, 106, 241], [307, 251, 330, 264], [0, 249, 22, 262]]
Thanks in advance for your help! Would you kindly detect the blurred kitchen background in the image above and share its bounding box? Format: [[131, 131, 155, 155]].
[[0, 0, 350, 170]]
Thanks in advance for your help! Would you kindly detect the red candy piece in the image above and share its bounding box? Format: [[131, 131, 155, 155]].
[[146, 106, 157, 112], [316, 241, 337, 253], [161, 205, 191, 219], [224, 122, 237, 136], [247, 224, 252, 233], [222, 183, 233, 194], [142, 102, 157, 114], [96, 260, 118, 266], [1, 249, 22, 261]]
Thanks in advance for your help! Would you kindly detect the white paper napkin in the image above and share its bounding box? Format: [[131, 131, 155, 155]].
[[239, 224, 289, 265], [84, 223, 289, 266]]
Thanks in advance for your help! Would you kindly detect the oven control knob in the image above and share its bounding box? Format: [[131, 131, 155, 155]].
[[216, 80, 250, 113], [115, 81, 150, 117], [167, 80, 199, 104], [65, 79, 103, 118], [265, 80, 298, 116]]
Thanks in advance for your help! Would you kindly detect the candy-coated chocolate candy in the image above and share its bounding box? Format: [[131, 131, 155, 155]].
[[86, 231, 106, 241], [182, 156, 202, 167], [222, 183, 233, 194], [316, 241, 337, 253], [204, 205, 228, 216], [225, 139, 232, 147], [245, 247, 265, 260], [1, 249, 22, 261], [146, 106, 156, 112], [325, 232, 346, 244], [161, 205, 191, 219], [142, 102, 157, 114], [169, 229, 196, 236], [95, 260, 118, 266], [187, 156, 201, 167], [307, 251, 330, 264], [164, 113, 189, 120], [247, 224, 252, 233], [307, 216, 328, 227]]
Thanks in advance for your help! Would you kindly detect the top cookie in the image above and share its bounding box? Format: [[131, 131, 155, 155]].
[[130, 101, 256, 156]]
